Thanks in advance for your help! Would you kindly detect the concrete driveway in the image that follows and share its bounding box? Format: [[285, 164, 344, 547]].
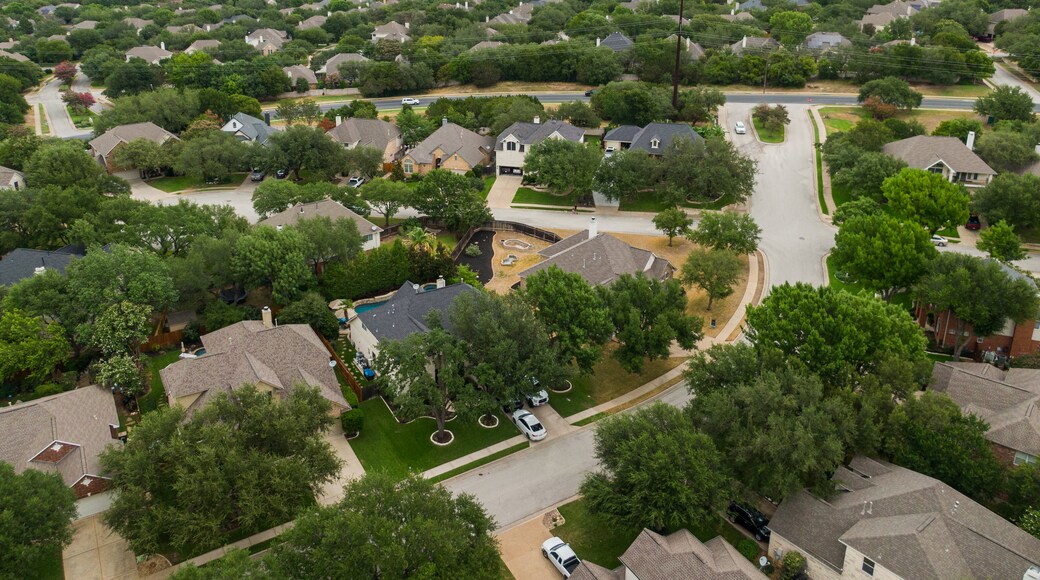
[[486, 174, 522, 209], [63, 515, 138, 580], [497, 516, 560, 580]]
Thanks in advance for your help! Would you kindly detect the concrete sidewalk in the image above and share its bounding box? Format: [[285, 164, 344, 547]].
[[422, 432, 528, 480]]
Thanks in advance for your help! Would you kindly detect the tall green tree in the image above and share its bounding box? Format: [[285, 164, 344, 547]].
[[24, 140, 106, 191], [412, 169, 491, 233], [89, 301, 152, 357], [975, 130, 1040, 172], [857, 77, 923, 110], [597, 273, 703, 373], [343, 145, 385, 180], [974, 85, 1035, 122], [522, 139, 601, 198], [831, 152, 906, 202], [972, 173, 1040, 230], [978, 219, 1026, 262], [0, 462, 77, 577], [688, 211, 761, 254], [519, 266, 613, 373], [277, 291, 340, 340], [582, 403, 731, 532], [113, 138, 171, 178], [0, 309, 71, 388], [293, 216, 363, 272], [882, 168, 970, 234], [592, 148, 658, 202], [361, 178, 411, 226], [100, 386, 340, 557], [261, 125, 346, 181], [173, 130, 250, 183], [652, 208, 692, 246], [831, 213, 937, 300], [681, 248, 743, 311], [231, 226, 312, 303], [914, 253, 1040, 359], [659, 138, 757, 205]]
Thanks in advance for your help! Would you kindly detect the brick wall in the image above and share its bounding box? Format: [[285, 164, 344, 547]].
[[992, 442, 1018, 467]]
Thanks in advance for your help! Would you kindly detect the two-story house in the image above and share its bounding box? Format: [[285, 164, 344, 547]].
[[221, 112, 277, 145], [259, 198, 383, 252], [371, 21, 410, 43], [572, 528, 767, 579], [495, 117, 584, 175], [882, 135, 996, 189]]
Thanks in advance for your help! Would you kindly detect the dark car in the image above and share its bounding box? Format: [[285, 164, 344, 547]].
[[250, 168, 266, 181], [584, 89, 596, 97], [728, 501, 771, 541], [966, 215, 982, 231], [501, 398, 523, 414], [275, 168, 289, 179]]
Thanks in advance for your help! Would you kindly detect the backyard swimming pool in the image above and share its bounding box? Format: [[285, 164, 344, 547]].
[[354, 300, 387, 314]]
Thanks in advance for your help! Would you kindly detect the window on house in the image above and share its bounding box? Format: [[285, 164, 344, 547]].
[[363, 234, 373, 243], [928, 164, 944, 174], [519, 144, 525, 152], [650, 138, 660, 149], [862, 557, 875, 576], [403, 159, 413, 173], [506, 141, 516, 151], [1015, 452, 1037, 466]]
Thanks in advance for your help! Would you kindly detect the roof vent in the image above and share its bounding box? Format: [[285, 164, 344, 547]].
[[34, 266, 46, 275], [81, 476, 92, 486], [50, 442, 63, 452]]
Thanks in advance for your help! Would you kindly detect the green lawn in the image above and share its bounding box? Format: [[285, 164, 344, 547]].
[[66, 106, 95, 129], [549, 347, 686, 418], [29, 547, 63, 580], [826, 255, 914, 311], [512, 187, 577, 207], [585, 135, 602, 147], [809, 111, 827, 215], [752, 117, 784, 143], [555, 499, 757, 569], [150, 173, 247, 193], [480, 175, 496, 199], [831, 183, 853, 207], [618, 190, 737, 213], [349, 397, 521, 481], [140, 350, 181, 413]]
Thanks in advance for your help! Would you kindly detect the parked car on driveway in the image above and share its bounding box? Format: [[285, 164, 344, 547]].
[[500, 397, 523, 414], [250, 168, 266, 181], [728, 501, 771, 541], [346, 176, 366, 188], [734, 121, 747, 134], [930, 234, 948, 247], [542, 537, 581, 578], [275, 168, 289, 179], [512, 409, 547, 441], [966, 215, 982, 231], [401, 97, 421, 105], [525, 377, 549, 406]]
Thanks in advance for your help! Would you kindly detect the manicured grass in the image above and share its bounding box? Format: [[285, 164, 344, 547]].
[[831, 183, 853, 207], [752, 117, 784, 143], [66, 106, 95, 129], [30, 547, 63, 580], [149, 173, 247, 193], [809, 111, 828, 215], [549, 346, 686, 419], [573, 412, 607, 427], [618, 191, 737, 213], [39, 105, 49, 134], [427, 441, 529, 484], [584, 135, 602, 147], [512, 187, 577, 207], [480, 175, 496, 199], [926, 352, 954, 362], [140, 350, 181, 413], [818, 106, 985, 136], [349, 397, 520, 481]]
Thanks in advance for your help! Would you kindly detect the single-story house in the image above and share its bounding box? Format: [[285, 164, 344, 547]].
[[245, 28, 287, 55], [284, 64, 318, 89], [468, 40, 504, 51], [123, 17, 153, 30], [0, 385, 120, 499], [185, 39, 221, 54], [160, 316, 350, 418], [768, 456, 1040, 580], [0, 49, 29, 62], [858, 12, 902, 31], [297, 14, 327, 30], [221, 112, 276, 145], [125, 44, 172, 64], [518, 218, 675, 287], [665, 35, 705, 59], [803, 31, 852, 51], [371, 21, 410, 42], [89, 121, 178, 172], [866, 0, 919, 17], [495, 118, 584, 175], [70, 19, 97, 30], [327, 117, 403, 166], [988, 8, 1029, 37], [597, 31, 633, 52], [0, 165, 25, 190], [931, 361, 1040, 466], [321, 51, 370, 74], [882, 135, 996, 188], [740, 0, 809, 8], [730, 35, 780, 55], [400, 121, 494, 176], [721, 11, 755, 22], [572, 528, 767, 579], [0, 246, 86, 286], [488, 3, 534, 26], [603, 122, 702, 156], [260, 198, 383, 251], [350, 279, 477, 359]]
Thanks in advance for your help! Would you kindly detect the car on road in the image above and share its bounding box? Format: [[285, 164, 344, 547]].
[[511, 409, 547, 441], [401, 97, 421, 105], [275, 168, 289, 179], [930, 234, 948, 247], [250, 168, 266, 181], [542, 537, 581, 578], [966, 215, 982, 231], [728, 501, 771, 541], [734, 121, 747, 134], [584, 89, 596, 97], [346, 176, 366, 188]]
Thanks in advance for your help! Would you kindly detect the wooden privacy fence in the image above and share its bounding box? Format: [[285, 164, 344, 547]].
[[142, 330, 185, 352], [318, 334, 363, 403], [450, 220, 562, 261]]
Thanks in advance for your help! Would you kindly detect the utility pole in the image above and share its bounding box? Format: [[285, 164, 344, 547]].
[[671, 0, 685, 110]]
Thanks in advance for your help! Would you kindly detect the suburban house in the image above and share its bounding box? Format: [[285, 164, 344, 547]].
[[495, 118, 584, 175], [259, 198, 383, 252], [468, 40, 504, 51], [518, 218, 675, 287], [597, 31, 633, 52], [803, 32, 852, 51], [730, 35, 780, 55], [297, 14, 327, 30], [349, 279, 477, 359], [0, 49, 29, 62], [988, 8, 1029, 37], [882, 135, 996, 188], [858, 12, 903, 31], [914, 261, 1040, 358], [721, 11, 756, 22], [327, 117, 403, 166], [284, 64, 318, 89], [603, 122, 703, 156], [89, 122, 178, 171], [371, 21, 410, 42], [0, 385, 120, 500], [71, 20, 98, 30], [400, 121, 494, 176], [0, 165, 24, 190], [0, 246, 86, 286], [665, 36, 705, 59], [185, 39, 220, 54], [931, 361, 1040, 466], [572, 528, 767, 580], [245, 28, 287, 55], [321, 51, 370, 74], [160, 315, 350, 418], [123, 17, 153, 30], [221, 112, 276, 145], [866, 0, 920, 18], [768, 456, 1040, 580], [125, 44, 172, 64], [739, 0, 809, 9], [488, 3, 534, 26]]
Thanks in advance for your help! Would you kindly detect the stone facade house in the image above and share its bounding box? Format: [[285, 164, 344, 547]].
[[0, 165, 25, 190], [371, 21, 410, 42], [400, 121, 494, 176], [245, 28, 288, 55], [88, 121, 178, 172], [327, 117, 403, 166], [603, 122, 702, 156]]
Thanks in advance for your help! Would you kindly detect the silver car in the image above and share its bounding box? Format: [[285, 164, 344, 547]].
[[512, 409, 547, 441], [734, 121, 746, 134]]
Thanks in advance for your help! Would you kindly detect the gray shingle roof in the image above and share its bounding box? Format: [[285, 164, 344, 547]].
[[604, 125, 642, 143], [327, 117, 401, 153], [730, 36, 780, 54], [259, 198, 381, 235], [224, 112, 276, 145], [160, 321, 349, 417], [125, 45, 173, 63], [407, 122, 493, 167], [599, 32, 633, 52], [572, 529, 767, 580], [882, 136, 996, 176], [185, 39, 221, 53], [770, 456, 1040, 579], [867, 0, 919, 16], [283, 64, 317, 85], [0, 165, 24, 189], [357, 281, 477, 343], [628, 122, 702, 153], [0, 247, 83, 286], [495, 119, 584, 150], [323, 52, 370, 73], [803, 32, 852, 50], [518, 229, 674, 286]]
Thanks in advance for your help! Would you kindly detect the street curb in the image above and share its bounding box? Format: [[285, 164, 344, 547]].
[[494, 494, 582, 535]]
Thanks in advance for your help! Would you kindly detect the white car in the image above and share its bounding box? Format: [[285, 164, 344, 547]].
[[542, 537, 581, 578], [512, 409, 547, 441], [401, 97, 421, 106], [604, 145, 616, 157], [525, 389, 549, 407], [734, 121, 747, 134], [931, 234, 948, 247], [347, 176, 366, 188]]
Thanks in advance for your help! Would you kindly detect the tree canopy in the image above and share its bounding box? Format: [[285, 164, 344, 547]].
[[687, 211, 761, 254], [882, 168, 970, 234], [831, 213, 937, 300], [0, 462, 76, 577]]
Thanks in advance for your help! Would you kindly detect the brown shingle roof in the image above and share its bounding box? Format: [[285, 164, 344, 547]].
[[882, 136, 996, 175], [518, 229, 674, 287], [407, 122, 493, 168], [160, 321, 349, 417], [326, 118, 401, 154], [88, 122, 178, 158], [574, 529, 767, 579], [259, 198, 381, 235]]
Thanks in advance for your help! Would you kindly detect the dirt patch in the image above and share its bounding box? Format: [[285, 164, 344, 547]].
[[485, 232, 554, 294]]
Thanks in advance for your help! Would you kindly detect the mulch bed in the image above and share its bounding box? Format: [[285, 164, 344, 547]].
[[454, 230, 495, 284]]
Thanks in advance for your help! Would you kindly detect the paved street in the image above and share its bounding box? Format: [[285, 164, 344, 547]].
[[992, 62, 1040, 104], [27, 76, 88, 139]]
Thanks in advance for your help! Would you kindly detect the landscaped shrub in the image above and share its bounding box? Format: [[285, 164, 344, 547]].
[[780, 551, 807, 580], [321, 241, 413, 299], [464, 243, 482, 257], [341, 408, 364, 436]]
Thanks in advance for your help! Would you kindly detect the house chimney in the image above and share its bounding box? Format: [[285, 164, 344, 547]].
[[533, 115, 540, 124], [742, 36, 748, 48], [335, 115, 342, 126], [485, 15, 489, 22], [465, 1, 468, 7], [442, 117, 448, 126], [685, 37, 691, 49], [262, 306, 273, 328], [596, 37, 601, 46], [589, 217, 598, 239], [300, 205, 305, 213], [910, 36, 916, 46], [966, 131, 976, 150], [731, 6, 735, 14], [436, 275, 445, 288], [264, 111, 271, 126], [404, 21, 409, 29], [160, 41, 166, 50], [286, 69, 292, 78]]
